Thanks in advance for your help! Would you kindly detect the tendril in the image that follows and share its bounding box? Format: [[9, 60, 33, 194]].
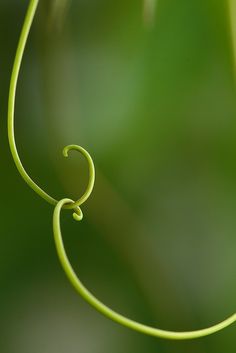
[[53, 198, 236, 340], [62, 145, 95, 210], [7, 0, 95, 211]]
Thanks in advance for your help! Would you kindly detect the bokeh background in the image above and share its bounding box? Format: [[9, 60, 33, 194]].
[[1, 0, 236, 352]]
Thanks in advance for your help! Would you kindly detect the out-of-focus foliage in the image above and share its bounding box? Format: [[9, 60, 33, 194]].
[[143, 0, 157, 27], [229, 0, 236, 77], [0, 0, 236, 352]]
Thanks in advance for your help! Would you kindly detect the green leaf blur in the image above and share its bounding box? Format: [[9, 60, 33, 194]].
[[0, 0, 236, 352]]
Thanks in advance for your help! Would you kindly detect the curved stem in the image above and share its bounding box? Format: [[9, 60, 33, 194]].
[[62, 145, 95, 209], [7, 0, 54, 204], [53, 198, 236, 340], [8, 0, 95, 209]]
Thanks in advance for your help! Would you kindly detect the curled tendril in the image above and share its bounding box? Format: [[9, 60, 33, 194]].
[[7, 0, 236, 341], [53, 198, 236, 340], [7, 0, 95, 214], [62, 145, 95, 210]]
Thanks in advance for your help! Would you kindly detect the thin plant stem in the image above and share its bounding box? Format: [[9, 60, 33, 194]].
[[53, 198, 236, 340], [8, 0, 95, 211]]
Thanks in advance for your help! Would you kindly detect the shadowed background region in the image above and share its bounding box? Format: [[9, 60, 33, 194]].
[[0, 0, 236, 352]]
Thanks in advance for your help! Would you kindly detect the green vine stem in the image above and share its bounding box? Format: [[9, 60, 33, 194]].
[[8, 0, 236, 340], [8, 0, 94, 211], [54, 199, 236, 340]]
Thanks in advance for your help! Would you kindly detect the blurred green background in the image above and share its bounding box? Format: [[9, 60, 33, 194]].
[[1, 0, 236, 352]]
